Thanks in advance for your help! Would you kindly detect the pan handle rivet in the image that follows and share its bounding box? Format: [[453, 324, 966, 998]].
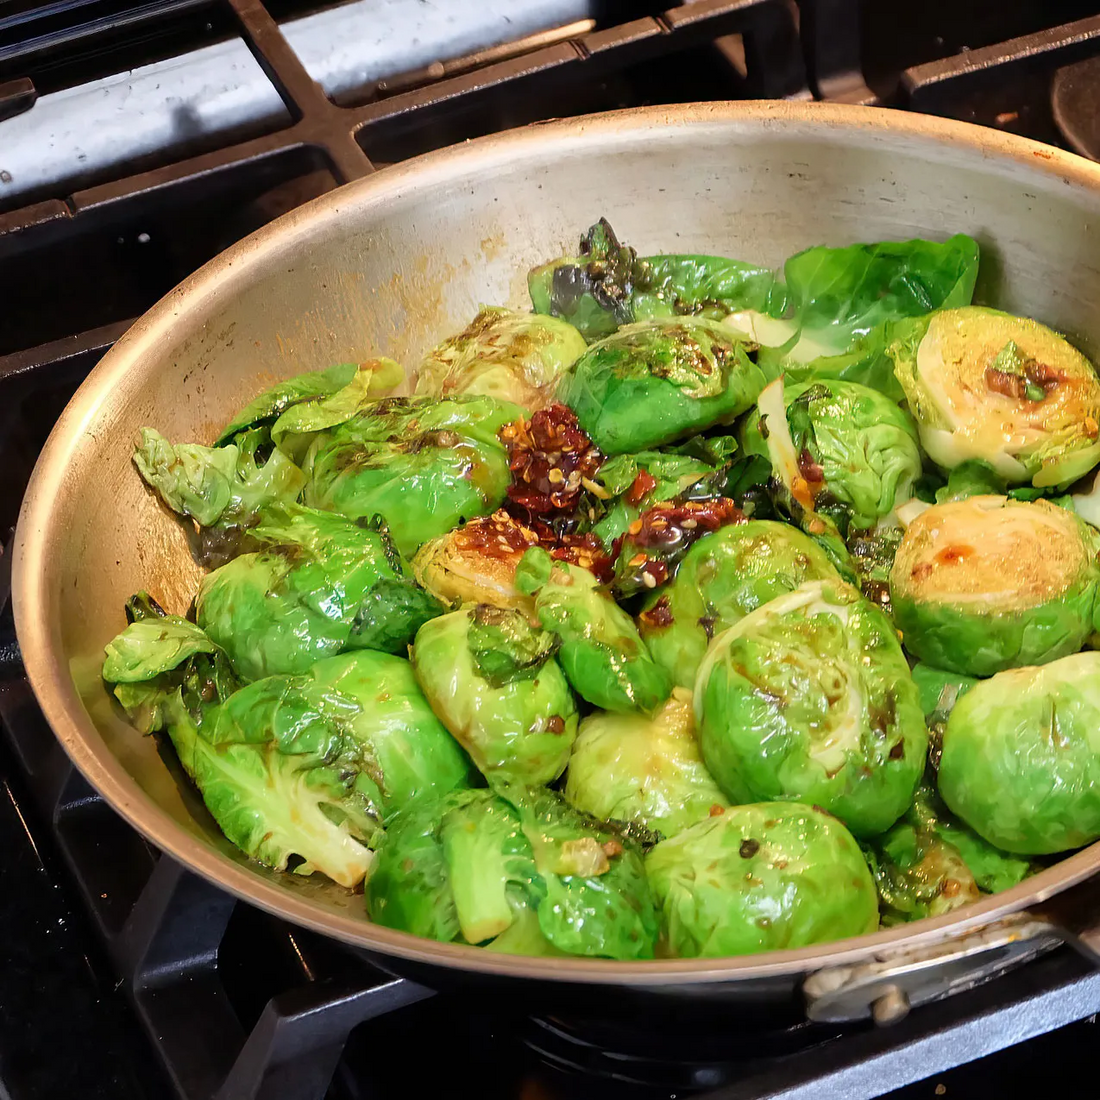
[[871, 984, 910, 1027]]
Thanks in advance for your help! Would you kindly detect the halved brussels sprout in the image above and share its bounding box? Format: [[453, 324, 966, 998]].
[[413, 306, 586, 410], [889, 495, 1100, 676], [557, 317, 765, 454], [303, 395, 522, 557], [938, 653, 1100, 854], [411, 606, 577, 787], [637, 520, 842, 690], [890, 306, 1100, 489], [645, 802, 878, 957], [411, 511, 540, 613], [563, 688, 727, 839], [515, 547, 671, 714], [695, 580, 927, 837], [739, 378, 922, 531], [367, 786, 658, 959]]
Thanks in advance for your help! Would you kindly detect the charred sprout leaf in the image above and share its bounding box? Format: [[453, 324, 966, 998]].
[[134, 426, 306, 531], [558, 318, 765, 454], [695, 580, 928, 837], [665, 433, 740, 466], [465, 605, 560, 689], [645, 802, 878, 957], [610, 497, 744, 600], [564, 688, 727, 839], [939, 653, 1100, 854], [739, 378, 922, 530], [592, 451, 728, 546], [414, 307, 585, 410], [348, 577, 443, 654], [889, 496, 1100, 676], [845, 524, 903, 612], [303, 396, 522, 557], [862, 821, 980, 925], [733, 235, 980, 399], [103, 612, 238, 734], [637, 520, 842, 690], [529, 220, 786, 340], [515, 547, 672, 714], [890, 306, 1100, 489], [194, 504, 438, 681], [411, 607, 577, 787]]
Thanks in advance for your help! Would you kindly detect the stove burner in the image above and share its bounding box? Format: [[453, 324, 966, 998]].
[[1052, 55, 1100, 159], [522, 1011, 847, 1091]]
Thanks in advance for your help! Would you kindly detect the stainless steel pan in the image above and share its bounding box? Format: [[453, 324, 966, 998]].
[[15, 101, 1100, 1023]]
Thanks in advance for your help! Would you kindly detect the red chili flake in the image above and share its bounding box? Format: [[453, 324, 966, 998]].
[[709, 805, 726, 817], [546, 714, 566, 734], [546, 530, 615, 584], [499, 404, 603, 516], [798, 448, 825, 487], [601, 839, 623, 859], [638, 595, 674, 629], [452, 510, 539, 561], [624, 468, 658, 506]]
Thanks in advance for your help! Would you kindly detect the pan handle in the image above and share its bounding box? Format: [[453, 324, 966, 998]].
[[803, 876, 1100, 1025]]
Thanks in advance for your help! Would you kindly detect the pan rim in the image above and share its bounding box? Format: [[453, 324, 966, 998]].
[[14, 98, 1100, 984]]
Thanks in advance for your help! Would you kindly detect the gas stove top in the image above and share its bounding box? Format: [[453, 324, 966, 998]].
[[5, 3, 1100, 1098]]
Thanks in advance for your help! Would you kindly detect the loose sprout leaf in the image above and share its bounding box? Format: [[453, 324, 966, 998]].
[[216, 362, 359, 444]]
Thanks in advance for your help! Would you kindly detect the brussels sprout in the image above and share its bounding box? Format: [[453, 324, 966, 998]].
[[695, 580, 927, 837], [368, 786, 658, 959], [411, 606, 577, 787], [413, 306, 586, 410], [645, 802, 878, 957], [637, 521, 842, 690], [890, 306, 1100, 488], [195, 505, 441, 681], [303, 395, 523, 557], [564, 687, 727, 838], [528, 218, 786, 340], [134, 426, 306, 555], [889, 495, 1100, 676], [558, 318, 765, 454], [515, 547, 671, 714], [102, 594, 238, 734], [592, 451, 729, 545], [938, 653, 1100, 854], [411, 511, 540, 612], [910, 663, 978, 724], [726, 235, 980, 400], [739, 378, 922, 531], [216, 359, 403, 452]]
